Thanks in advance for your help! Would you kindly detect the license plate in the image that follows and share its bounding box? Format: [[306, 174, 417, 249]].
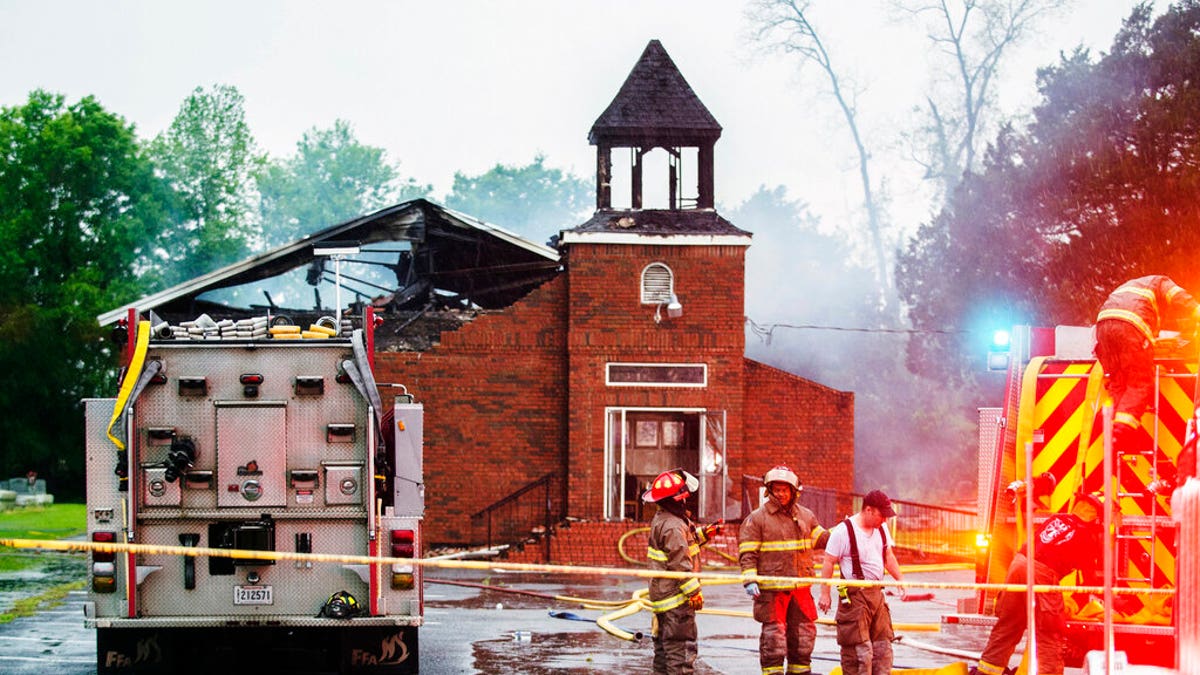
[[233, 585, 273, 605]]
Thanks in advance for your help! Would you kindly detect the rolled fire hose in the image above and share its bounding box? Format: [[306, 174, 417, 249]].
[[617, 526, 738, 567], [106, 321, 151, 450]]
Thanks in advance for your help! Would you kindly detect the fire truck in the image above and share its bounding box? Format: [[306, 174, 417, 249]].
[[83, 308, 423, 674], [971, 325, 1184, 667]]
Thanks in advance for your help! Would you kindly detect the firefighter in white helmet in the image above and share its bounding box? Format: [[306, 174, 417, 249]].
[[644, 467, 721, 675], [738, 465, 829, 675]]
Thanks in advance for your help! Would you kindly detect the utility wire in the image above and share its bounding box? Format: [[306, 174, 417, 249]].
[[745, 317, 968, 345]]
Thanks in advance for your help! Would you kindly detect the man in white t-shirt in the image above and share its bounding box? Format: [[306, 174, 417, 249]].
[[817, 490, 905, 675]]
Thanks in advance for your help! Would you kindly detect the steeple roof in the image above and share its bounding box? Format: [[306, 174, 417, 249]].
[[588, 40, 722, 147]]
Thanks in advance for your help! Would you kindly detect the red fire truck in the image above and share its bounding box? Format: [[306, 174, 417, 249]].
[[970, 325, 1181, 667]]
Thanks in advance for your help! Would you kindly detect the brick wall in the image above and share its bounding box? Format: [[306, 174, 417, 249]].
[[503, 519, 742, 569], [741, 359, 854, 494], [374, 276, 569, 544], [373, 242, 855, 549], [564, 242, 747, 521]]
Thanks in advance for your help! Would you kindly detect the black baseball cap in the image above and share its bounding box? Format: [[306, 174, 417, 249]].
[[863, 490, 896, 518]]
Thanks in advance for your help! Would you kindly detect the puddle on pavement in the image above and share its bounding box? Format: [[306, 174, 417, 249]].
[[472, 630, 722, 674], [0, 552, 85, 611]]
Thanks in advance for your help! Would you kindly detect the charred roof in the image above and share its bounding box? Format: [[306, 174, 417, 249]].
[[588, 39, 722, 148], [564, 209, 750, 239], [98, 199, 561, 328]]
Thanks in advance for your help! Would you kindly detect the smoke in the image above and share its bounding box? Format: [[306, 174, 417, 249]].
[[731, 186, 979, 501]]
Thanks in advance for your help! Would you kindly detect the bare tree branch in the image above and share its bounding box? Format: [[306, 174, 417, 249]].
[[897, 0, 1069, 197], [747, 0, 892, 299]]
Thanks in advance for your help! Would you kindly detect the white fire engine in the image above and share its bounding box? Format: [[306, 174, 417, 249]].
[[83, 308, 423, 674]]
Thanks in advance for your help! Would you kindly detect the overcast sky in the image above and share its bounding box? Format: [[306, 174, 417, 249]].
[[0, 0, 1162, 239]]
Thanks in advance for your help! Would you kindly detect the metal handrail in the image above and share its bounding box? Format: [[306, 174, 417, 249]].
[[471, 472, 562, 559]]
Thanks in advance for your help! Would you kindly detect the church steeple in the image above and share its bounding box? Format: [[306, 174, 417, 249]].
[[589, 40, 722, 210]]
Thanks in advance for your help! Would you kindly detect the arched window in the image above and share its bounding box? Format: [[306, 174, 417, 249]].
[[641, 263, 674, 304]]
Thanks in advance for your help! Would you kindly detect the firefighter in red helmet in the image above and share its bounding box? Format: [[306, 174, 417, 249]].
[[1095, 275, 1200, 493], [740, 466, 829, 675], [972, 493, 1106, 675], [643, 468, 720, 674]]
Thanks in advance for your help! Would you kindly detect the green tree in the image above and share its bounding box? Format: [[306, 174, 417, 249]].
[[896, 2, 1200, 385], [148, 84, 262, 282], [443, 155, 591, 244], [0, 91, 165, 494], [258, 120, 431, 248]]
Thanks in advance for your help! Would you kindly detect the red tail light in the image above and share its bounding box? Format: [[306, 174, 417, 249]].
[[92, 531, 116, 563], [391, 530, 415, 558]]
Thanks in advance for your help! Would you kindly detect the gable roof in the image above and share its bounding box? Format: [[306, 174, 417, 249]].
[[98, 199, 560, 326], [588, 39, 722, 147]]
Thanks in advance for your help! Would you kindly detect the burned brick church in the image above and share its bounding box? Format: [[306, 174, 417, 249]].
[[100, 40, 854, 560]]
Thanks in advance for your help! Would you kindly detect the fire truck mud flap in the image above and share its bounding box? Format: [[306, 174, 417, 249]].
[[97, 625, 419, 674]]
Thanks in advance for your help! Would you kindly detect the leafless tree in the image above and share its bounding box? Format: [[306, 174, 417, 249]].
[[746, 0, 892, 299], [897, 0, 1069, 198]]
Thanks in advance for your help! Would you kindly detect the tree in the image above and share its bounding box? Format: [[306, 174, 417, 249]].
[[896, 2, 1200, 385], [258, 120, 431, 248], [0, 91, 166, 494], [746, 0, 892, 298], [895, 0, 1069, 200], [148, 84, 263, 282], [443, 155, 591, 244]]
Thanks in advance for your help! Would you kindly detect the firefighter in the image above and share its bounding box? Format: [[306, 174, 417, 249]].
[[1095, 275, 1200, 492], [643, 468, 719, 675], [972, 493, 1105, 675], [817, 490, 904, 675], [739, 465, 829, 675]]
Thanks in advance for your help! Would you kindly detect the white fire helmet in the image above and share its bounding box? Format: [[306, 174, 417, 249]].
[[763, 465, 801, 491]]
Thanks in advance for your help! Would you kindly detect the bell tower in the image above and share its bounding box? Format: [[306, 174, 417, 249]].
[[588, 40, 722, 210]]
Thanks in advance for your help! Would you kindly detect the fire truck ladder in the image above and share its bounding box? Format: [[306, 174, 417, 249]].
[[1110, 364, 1177, 586]]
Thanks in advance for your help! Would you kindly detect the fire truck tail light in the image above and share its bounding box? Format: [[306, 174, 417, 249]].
[[239, 373, 264, 385], [390, 530, 415, 558], [974, 532, 990, 549], [389, 530, 416, 590], [92, 531, 116, 563], [391, 571, 415, 590], [92, 561, 116, 593]]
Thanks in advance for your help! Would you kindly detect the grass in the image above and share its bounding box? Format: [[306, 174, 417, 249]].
[[0, 580, 86, 623], [0, 502, 87, 571], [0, 503, 88, 623]]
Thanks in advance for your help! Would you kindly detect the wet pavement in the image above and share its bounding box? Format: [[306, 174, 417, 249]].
[[0, 560, 1030, 674]]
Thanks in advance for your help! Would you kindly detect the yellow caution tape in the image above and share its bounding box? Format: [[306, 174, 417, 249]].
[[0, 537, 1173, 596]]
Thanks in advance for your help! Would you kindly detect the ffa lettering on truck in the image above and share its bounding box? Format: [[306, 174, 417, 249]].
[[83, 308, 423, 675]]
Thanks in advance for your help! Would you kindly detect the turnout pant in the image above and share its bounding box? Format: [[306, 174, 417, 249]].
[[753, 587, 817, 674], [652, 603, 698, 675], [835, 586, 893, 675], [1094, 319, 1155, 455], [977, 555, 1066, 675]]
